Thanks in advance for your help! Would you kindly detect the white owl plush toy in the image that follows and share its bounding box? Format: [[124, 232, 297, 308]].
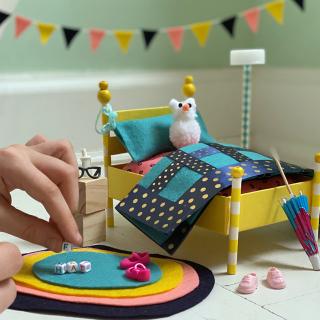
[[169, 97, 201, 149]]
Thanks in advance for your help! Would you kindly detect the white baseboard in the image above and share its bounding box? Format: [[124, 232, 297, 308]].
[[0, 69, 242, 153]]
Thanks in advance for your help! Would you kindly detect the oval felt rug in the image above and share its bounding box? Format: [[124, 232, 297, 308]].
[[33, 251, 161, 289], [11, 245, 215, 319], [13, 248, 183, 298], [17, 261, 198, 306]]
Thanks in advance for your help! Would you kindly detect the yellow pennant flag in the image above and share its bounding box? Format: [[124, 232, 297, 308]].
[[190, 21, 213, 47], [265, 0, 285, 25], [114, 30, 134, 54], [37, 22, 56, 45]]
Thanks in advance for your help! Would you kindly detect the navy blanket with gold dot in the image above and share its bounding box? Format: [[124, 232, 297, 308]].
[[116, 142, 313, 254]]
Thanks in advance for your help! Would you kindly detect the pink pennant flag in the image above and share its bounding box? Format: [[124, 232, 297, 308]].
[[243, 7, 260, 33], [166, 26, 184, 52], [89, 28, 106, 52], [15, 16, 32, 38]]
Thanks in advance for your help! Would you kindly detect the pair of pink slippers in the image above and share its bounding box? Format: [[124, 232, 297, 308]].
[[120, 252, 151, 282], [237, 267, 286, 294]]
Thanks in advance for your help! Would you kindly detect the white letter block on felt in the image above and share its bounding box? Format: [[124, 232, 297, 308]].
[[230, 49, 265, 66], [66, 261, 78, 273], [79, 261, 92, 273], [61, 242, 73, 252], [54, 263, 67, 274], [75, 210, 106, 246], [78, 177, 107, 215]]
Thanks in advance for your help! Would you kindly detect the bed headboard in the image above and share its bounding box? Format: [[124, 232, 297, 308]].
[[97, 76, 196, 172]]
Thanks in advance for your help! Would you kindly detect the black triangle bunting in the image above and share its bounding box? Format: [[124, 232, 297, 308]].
[[62, 27, 80, 48], [142, 29, 158, 49], [0, 10, 10, 26], [221, 16, 237, 37], [291, 0, 305, 10]]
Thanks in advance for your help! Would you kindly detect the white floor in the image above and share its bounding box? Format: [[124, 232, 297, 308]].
[[1, 190, 319, 320]]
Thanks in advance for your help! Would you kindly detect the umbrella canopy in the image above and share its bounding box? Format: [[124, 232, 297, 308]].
[[282, 195, 319, 260], [272, 148, 320, 270]]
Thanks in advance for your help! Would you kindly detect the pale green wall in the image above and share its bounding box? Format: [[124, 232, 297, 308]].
[[0, 0, 315, 72], [252, 0, 318, 67]]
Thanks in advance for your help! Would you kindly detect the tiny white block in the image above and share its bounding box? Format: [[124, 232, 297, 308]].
[[66, 261, 78, 273], [79, 261, 92, 273], [54, 263, 67, 274], [230, 49, 265, 66], [62, 242, 73, 252]]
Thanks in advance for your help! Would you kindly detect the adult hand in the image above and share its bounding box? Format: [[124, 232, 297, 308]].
[[0, 135, 82, 252], [0, 243, 23, 313]]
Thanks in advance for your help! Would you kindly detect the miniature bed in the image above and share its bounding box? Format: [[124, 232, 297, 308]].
[[97, 76, 319, 275]]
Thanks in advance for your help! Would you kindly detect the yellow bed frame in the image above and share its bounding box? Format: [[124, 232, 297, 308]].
[[97, 77, 319, 274]]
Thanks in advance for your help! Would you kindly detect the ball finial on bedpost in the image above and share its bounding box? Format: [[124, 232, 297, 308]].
[[183, 75, 196, 97], [231, 166, 244, 178], [98, 81, 111, 106]]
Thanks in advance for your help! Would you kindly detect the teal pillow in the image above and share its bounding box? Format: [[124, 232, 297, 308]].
[[114, 112, 215, 162]]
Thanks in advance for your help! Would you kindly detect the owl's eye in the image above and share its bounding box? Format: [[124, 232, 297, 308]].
[[178, 103, 182, 108], [188, 103, 192, 108]]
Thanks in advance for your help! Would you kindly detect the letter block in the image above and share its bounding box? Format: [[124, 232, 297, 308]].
[[80, 261, 92, 273], [66, 261, 78, 273], [54, 263, 67, 275]]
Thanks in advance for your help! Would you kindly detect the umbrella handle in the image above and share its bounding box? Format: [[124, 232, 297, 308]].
[[271, 148, 294, 196]]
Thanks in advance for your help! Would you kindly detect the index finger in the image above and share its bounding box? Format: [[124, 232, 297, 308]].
[[30, 140, 78, 169], [25, 134, 48, 146], [30, 149, 79, 214], [19, 164, 82, 246]]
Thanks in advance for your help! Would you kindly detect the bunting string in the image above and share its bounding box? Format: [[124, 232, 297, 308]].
[[0, 0, 304, 53]]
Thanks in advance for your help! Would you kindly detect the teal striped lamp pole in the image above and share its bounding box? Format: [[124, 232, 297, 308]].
[[230, 49, 265, 149], [242, 65, 252, 149]]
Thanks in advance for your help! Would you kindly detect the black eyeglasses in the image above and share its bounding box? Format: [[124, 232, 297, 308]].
[[78, 166, 102, 179]]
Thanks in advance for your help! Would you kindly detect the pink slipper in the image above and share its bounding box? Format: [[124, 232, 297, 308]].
[[120, 252, 150, 269], [267, 267, 286, 289], [125, 263, 151, 282], [237, 272, 258, 294]]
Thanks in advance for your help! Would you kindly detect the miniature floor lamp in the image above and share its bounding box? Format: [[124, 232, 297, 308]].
[[230, 49, 265, 149]]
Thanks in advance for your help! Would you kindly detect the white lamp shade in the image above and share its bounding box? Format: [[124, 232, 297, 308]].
[[230, 49, 265, 66]]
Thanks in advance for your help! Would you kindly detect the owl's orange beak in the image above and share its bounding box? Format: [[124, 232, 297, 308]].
[[182, 104, 190, 112]]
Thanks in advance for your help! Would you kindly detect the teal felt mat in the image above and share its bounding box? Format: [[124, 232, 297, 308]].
[[32, 252, 161, 289]]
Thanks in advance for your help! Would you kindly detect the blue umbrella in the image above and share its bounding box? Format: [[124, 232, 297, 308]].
[[272, 149, 320, 270]]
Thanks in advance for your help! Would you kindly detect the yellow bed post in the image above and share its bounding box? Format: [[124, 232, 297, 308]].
[[97, 81, 114, 227], [311, 153, 320, 241], [227, 166, 244, 275]]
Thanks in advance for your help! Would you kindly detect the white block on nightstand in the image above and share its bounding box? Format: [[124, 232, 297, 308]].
[[230, 49, 265, 66]]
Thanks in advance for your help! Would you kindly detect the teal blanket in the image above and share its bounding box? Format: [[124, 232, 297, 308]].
[[116, 142, 313, 254]]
